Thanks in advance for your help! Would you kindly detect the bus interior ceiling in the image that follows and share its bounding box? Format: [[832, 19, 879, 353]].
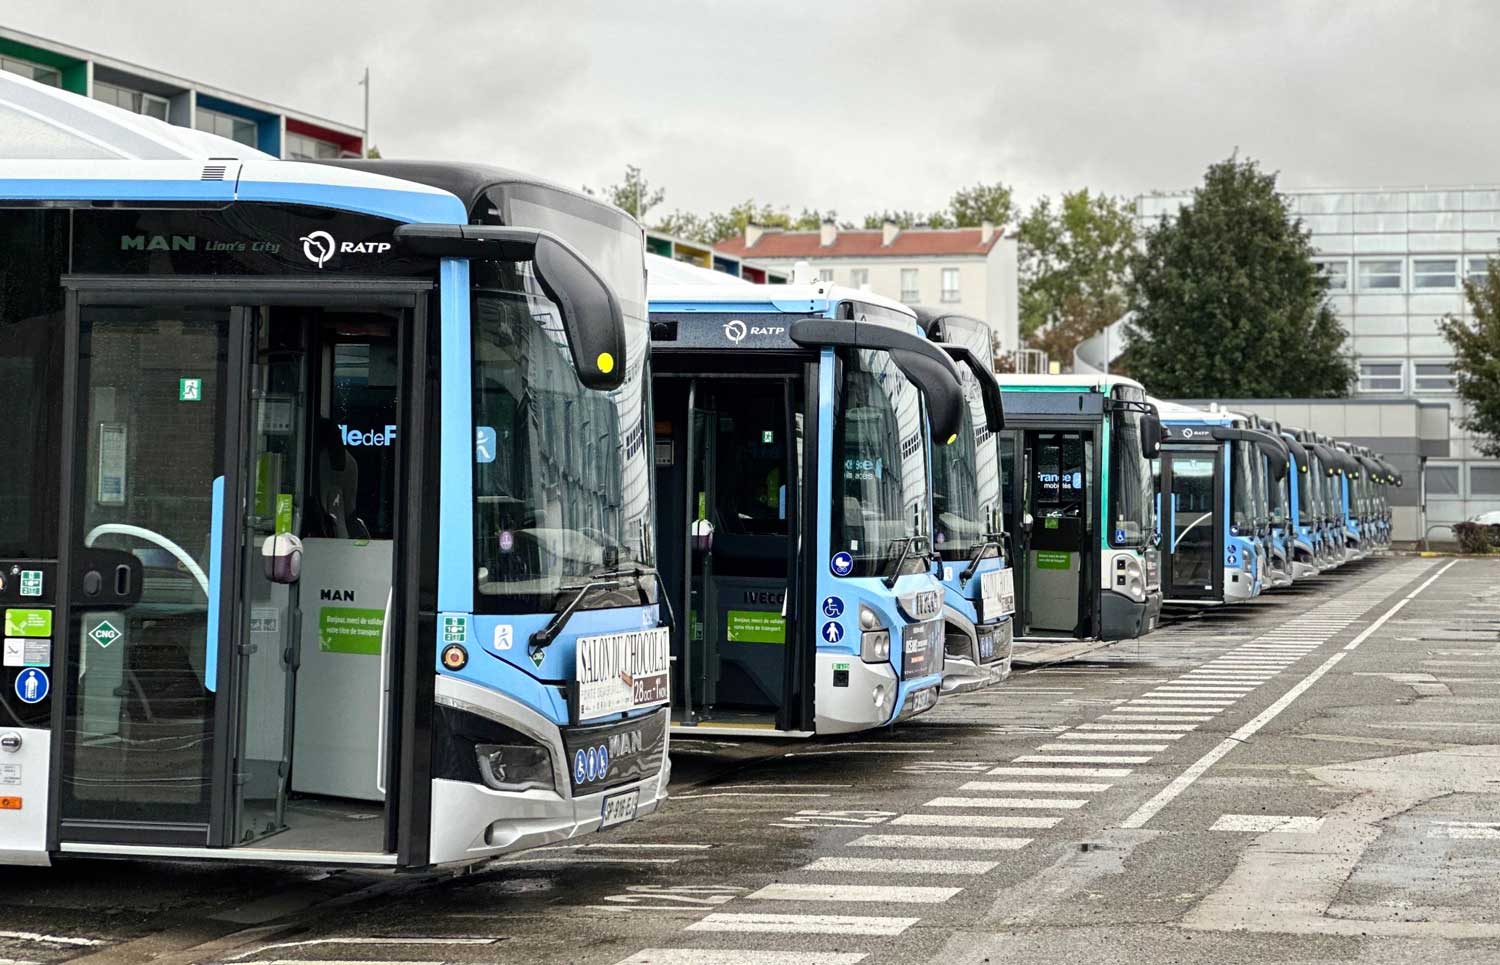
[[652, 365, 801, 729]]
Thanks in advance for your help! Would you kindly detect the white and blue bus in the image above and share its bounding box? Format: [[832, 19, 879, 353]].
[[647, 283, 966, 736], [0, 78, 669, 868], [913, 308, 1014, 693], [994, 375, 1162, 641]]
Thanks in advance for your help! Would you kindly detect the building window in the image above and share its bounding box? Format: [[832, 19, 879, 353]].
[[941, 267, 960, 303], [817, 268, 834, 283], [194, 107, 258, 147], [1357, 360, 1405, 393], [1467, 257, 1492, 287], [0, 54, 61, 87], [1412, 361, 1456, 394], [93, 80, 170, 121], [1357, 259, 1404, 291], [900, 268, 920, 303], [1425, 463, 1460, 498], [1314, 258, 1349, 291], [1471, 465, 1500, 497], [849, 268, 869, 289], [1412, 258, 1459, 290], [285, 131, 345, 160]]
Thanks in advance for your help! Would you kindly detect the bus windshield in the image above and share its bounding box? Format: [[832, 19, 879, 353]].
[[931, 411, 984, 560], [834, 348, 931, 578], [1231, 440, 1256, 532], [470, 273, 653, 614], [1297, 456, 1315, 526], [1109, 407, 1155, 546]]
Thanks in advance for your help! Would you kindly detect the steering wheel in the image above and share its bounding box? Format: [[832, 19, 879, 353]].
[[84, 523, 210, 598]]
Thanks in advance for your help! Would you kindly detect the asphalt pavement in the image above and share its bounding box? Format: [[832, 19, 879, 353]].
[[6, 554, 1500, 965]]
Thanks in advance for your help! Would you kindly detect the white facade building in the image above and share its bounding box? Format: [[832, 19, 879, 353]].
[[717, 220, 1021, 361], [1138, 186, 1500, 536]]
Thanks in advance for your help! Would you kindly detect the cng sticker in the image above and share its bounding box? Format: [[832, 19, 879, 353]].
[[88, 619, 122, 649], [440, 613, 469, 645]]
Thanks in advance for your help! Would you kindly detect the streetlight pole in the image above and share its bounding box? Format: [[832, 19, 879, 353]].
[[359, 67, 370, 157]]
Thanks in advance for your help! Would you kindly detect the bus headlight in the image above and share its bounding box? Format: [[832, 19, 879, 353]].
[[475, 743, 555, 793], [860, 604, 891, 663], [1121, 556, 1146, 603]]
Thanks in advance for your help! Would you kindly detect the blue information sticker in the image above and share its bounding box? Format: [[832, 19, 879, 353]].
[[574, 749, 588, 785], [821, 621, 845, 644], [830, 552, 854, 577], [821, 596, 845, 618], [1115, 529, 1126, 543], [15, 667, 48, 704]]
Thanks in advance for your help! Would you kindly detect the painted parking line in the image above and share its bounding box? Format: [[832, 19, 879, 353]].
[[1210, 814, 1325, 833], [987, 765, 1134, 776], [891, 813, 1061, 829], [616, 950, 869, 965], [747, 884, 962, 903], [1056, 732, 1184, 741], [958, 780, 1114, 792], [1077, 723, 1197, 731], [804, 856, 999, 875], [848, 833, 1033, 850], [1097, 714, 1214, 722], [686, 914, 919, 936], [925, 796, 1089, 809], [1014, 754, 1154, 763]]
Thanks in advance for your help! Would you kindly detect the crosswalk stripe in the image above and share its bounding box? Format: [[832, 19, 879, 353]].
[[1014, 754, 1154, 763], [959, 780, 1112, 792], [1078, 723, 1196, 731], [925, 796, 1087, 809], [987, 765, 1133, 776], [1056, 732, 1183, 741], [804, 856, 998, 875], [849, 833, 1032, 850], [615, 950, 869, 965], [748, 883, 961, 903], [1038, 742, 1168, 752], [1097, 713, 1214, 721], [686, 914, 918, 936], [891, 813, 1060, 828]]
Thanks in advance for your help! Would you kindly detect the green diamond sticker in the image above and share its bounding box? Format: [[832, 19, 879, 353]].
[[88, 619, 122, 649]]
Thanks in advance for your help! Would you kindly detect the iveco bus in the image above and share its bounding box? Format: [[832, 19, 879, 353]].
[[994, 375, 1162, 641], [914, 308, 1014, 694], [0, 77, 669, 868], [648, 284, 966, 736]]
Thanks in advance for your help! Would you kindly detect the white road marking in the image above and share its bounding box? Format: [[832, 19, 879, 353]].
[[959, 780, 1113, 792], [1120, 560, 1459, 830], [1210, 814, 1325, 833], [686, 914, 918, 936], [804, 856, 999, 875], [892, 813, 1060, 829], [1430, 822, 1500, 839], [1097, 714, 1214, 722], [536, 843, 713, 851], [1056, 732, 1183, 741], [987, 765, 1134, 776], [1038, 742, 1169, 752], [1078, 723, 1197, 731], [1014, 754, 1154, 763], [615, 951, 868, 965], [748, 883, 961, 903], [849, 833, 1032, 850], [0, 933, 105, 948], [925, 796, 1087, 809]]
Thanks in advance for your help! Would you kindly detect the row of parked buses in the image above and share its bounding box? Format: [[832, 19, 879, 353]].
[[0, 73, 1400, 871]]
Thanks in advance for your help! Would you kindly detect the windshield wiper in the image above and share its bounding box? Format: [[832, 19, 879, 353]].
[[528, 563, 657, 651], [958, 538, 1000, 585], [883, 536, 920, 590]]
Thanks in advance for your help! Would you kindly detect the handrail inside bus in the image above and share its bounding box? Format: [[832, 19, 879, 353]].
[[84, 523, 210, 598]]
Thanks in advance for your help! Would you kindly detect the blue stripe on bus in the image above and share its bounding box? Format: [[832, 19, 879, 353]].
[[205, 474, 225, 693], [437, 257, 474, 614], [0, 178, 234, 202]]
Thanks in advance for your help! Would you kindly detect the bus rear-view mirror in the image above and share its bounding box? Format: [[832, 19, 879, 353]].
[[1141, 413, 1162, 459]]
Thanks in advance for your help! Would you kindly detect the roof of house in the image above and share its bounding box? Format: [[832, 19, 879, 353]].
[[717, 226, 1002, 260]]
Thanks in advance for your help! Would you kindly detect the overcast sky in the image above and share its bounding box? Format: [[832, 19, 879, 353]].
[[11, 1, 1500, 221]]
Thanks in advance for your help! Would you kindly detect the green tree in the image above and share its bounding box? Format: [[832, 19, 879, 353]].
[[1016, 190, 1137, 362], [593, 164, 666, 221], [1440, 258, 1500, 456], [1125, 155, 1354, 397], [948, 181, 1014, 228]]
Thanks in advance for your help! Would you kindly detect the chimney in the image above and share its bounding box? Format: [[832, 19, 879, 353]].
[[882, 219, 900, 246], [981, 220, 996, 245], [819, 218, 838, 247], [745, 222, 766, 248]]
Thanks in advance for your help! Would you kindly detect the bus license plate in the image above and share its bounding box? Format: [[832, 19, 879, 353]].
[[910, 687, 936, 714], [600, 789, 639, 829]]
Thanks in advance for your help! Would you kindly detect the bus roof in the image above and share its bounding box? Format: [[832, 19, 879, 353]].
[[993, 372, 1147, 393], [1150, 398, 1233, 424], [649, 281, 915, 317]]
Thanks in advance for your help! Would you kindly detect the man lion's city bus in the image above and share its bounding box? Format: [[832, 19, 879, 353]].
[[993, 375, 1162, 642], [913, 308, 1015, 693], [647, 282, 966, 736], [0, 75, 669, 868]]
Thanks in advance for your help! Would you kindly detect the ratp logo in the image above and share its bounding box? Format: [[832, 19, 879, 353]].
[[300, 230, 336, 268], [723, 319, 747, 344]]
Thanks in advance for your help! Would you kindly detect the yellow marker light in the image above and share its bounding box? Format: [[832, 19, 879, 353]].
[[596, 352, 615, 374], [947, 434, 958, 445]]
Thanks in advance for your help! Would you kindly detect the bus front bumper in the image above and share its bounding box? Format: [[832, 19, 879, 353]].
[[1100, 589, 1161, 640], [1224, 567, 1254, 602], [941, 618, 1014, 694]]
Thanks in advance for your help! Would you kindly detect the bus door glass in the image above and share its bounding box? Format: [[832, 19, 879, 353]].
[[1161, 448, 1223, 600], [1024, 430, 1092, 637]]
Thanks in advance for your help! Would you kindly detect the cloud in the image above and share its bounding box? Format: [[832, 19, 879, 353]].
[[11, 0, 1500, 219]]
